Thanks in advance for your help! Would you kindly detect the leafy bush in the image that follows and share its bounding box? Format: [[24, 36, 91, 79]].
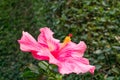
[[49, 0, 120, 80], [0, 0, 41, 80], [42, 0, 120, 80]]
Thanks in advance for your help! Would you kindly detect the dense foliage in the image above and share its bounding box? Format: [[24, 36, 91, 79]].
[[0, 0, 120, 80], [0, 0, 40, 80]]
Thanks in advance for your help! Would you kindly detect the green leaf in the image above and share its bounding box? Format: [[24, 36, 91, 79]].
[[106, 76, 114, 80], [94, 50, 103, 54], [112, 46, 120, 50], [38, 61, 49, 70], [21, 71, 38, 78], [95, 65, 102, 70], [28, 63, 39, 74], [112, 67, 120, 74], [116, 54, 120, 64]]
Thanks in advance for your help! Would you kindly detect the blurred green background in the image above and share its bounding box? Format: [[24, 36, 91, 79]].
[[0, 0, 120, 80]]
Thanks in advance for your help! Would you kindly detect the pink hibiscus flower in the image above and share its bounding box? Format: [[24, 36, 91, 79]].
[[18, 27, 95, 75]]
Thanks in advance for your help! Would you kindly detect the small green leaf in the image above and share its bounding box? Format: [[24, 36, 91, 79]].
[[106, 76, 114, 80], [38, 61, 49, 70], [28, 63, 39, 74], [112, 46, 120, 50], [112, 67, 120, 74], [21, 71, 38, 78], [94, 50, 103, 54], [95, 65, 102, 70]]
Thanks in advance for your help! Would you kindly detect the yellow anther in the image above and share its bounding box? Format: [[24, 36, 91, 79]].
[[61, 36, 71, 48], [63, 36, 71, 44]]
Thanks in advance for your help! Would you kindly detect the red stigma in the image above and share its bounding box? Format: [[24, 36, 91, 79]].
[[68, 33, 73, 37]]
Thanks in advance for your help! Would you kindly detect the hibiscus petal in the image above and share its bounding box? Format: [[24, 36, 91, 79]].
[[59, 41, 87, 58], [38, 27, 60, 51], [18, 31, 52, 60], [31, 49, 49, 60], [73, 58, 95, 74], [71, 41, 87, 57], [18, 31, 40, 52], [58, 57, 95, 75], [32, 48, 59, 64]]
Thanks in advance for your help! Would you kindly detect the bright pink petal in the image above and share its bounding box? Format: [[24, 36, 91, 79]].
[[58, 41, 87, 58], [58, 57, 95, 74], [18, 31, 40, 52], [38, 27, 60, 51], [31, 48, 50, 60], [32, 48, 59, 64], [32, 51, 49, 60], [71, 41, 87, 58], [48, 51, 59, 65], [18, 31, 51, 60]]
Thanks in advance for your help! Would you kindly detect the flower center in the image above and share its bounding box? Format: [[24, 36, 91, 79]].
[[61, 34, 72, 47], [63, 36, 71, 44]]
